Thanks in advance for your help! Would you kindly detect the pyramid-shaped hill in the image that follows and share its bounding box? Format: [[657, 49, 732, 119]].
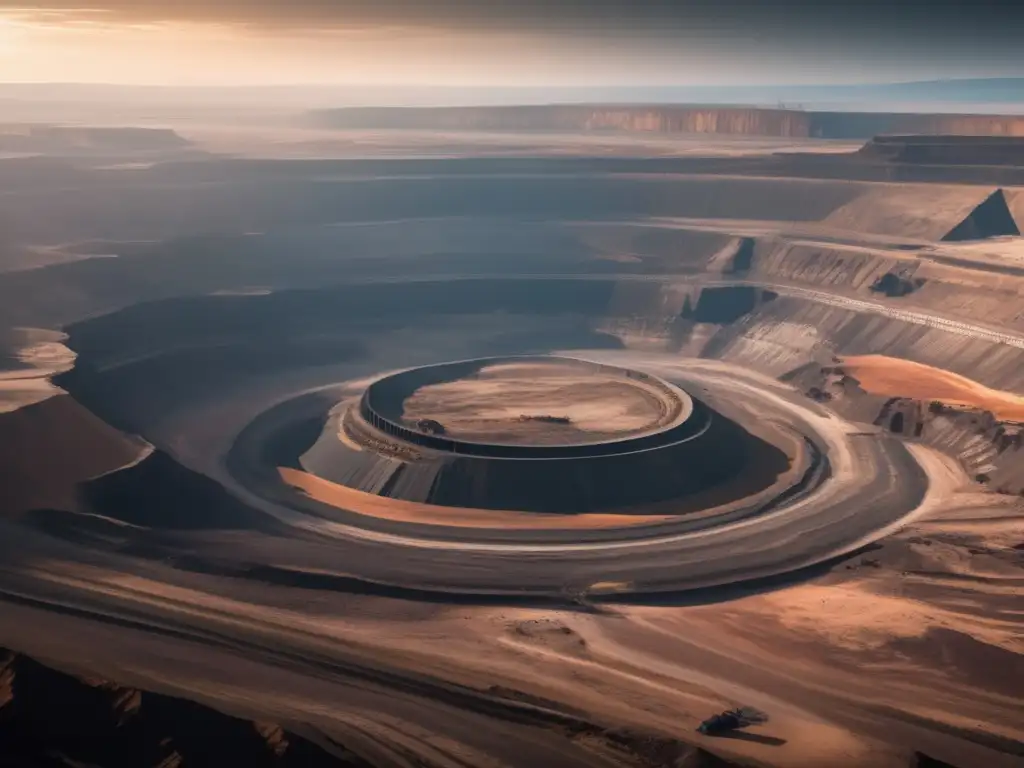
[[1009, 188, 1024, 224], [942, 188, 1021, 242], [822, 184, 1009, 241]]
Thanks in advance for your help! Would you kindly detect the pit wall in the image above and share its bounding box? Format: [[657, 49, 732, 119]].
[[348, 397, 784, 514], [741, 238, 1024, 334], [691, 296, 1024, 391], [784, 365, 1024, 495], [54, 267, 1024, 429]]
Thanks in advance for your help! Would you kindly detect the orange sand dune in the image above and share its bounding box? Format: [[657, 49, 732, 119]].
[[841, 355, 1024, 422]]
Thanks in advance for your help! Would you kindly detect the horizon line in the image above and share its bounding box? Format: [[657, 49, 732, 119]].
[[1, 76, 1023, 90]]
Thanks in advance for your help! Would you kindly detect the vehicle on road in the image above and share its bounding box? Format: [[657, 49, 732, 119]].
[[697, 706, 770, 736]]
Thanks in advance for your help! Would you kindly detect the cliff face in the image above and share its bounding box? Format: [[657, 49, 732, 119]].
[[306, 105, 815, 136], [307, 105, 1024, 139], [579, 107, 811, 136], [304, 105, 813, 135]]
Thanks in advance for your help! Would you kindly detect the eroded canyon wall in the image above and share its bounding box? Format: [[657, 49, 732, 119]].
[[308, 105, 1024, 139]]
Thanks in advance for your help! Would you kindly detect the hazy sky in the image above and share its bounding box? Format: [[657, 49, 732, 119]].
[[1, 1, 1022, 86]]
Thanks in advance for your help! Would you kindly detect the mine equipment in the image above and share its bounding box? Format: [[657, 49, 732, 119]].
[[697, 706, 770, 735]]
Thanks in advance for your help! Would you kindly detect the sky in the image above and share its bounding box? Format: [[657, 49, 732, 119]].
[[0, 1, 1022, 87]]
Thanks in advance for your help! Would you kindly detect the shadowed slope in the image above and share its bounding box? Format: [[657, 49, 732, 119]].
[[941, 189, 1021, 242], [0, 394, 144, 515]]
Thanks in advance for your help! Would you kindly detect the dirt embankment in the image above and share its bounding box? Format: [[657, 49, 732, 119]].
[[790, 356, 1024, 492], [839, 355, 1024, 422], [0, 647, 368, 768]]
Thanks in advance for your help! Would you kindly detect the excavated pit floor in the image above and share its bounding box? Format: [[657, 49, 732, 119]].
[[398, 358, 685, 446]]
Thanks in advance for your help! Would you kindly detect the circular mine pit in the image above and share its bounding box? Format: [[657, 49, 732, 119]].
[[279, 355, 794, 516]]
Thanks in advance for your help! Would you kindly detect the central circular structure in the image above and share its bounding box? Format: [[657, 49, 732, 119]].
[[360, 355, 695, 456], [397, 357, 689, 447], [281, 355, 794, 514]]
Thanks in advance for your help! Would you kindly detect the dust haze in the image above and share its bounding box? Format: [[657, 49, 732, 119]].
[[1, 8, 1024, 768]]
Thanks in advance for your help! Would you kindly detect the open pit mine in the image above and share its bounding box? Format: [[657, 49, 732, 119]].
[[0, 123, 1022, 768]]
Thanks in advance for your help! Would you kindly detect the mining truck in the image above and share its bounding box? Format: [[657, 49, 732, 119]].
[[697, 706, 769, 735]]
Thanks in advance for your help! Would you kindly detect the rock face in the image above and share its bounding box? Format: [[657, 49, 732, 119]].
[[786, 364, 1024, 495], [0, 648, 369, 768], [307, 105, 1024, 139]]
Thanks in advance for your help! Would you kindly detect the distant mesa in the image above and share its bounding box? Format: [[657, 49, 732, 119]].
[[0, 124, 192, 154], [306, 105, 1024, 140]]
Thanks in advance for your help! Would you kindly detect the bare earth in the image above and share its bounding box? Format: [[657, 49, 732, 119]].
[[841, 354, 1024, 421], [0, 328, 76, 413], [7, 449, 1023, 768], [3, 129, 1024, 768], [401, 360, 685, 445]]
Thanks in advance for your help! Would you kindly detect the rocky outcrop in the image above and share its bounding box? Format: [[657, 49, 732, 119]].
[[788, 365, 1024, 494], [0, 648, 369, 768]]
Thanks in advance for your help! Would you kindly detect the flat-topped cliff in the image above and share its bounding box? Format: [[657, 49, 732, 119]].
[[307, 105, 1024, 139]]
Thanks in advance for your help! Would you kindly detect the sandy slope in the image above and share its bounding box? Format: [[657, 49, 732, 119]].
[[841, 355, 1024, 421], [0, 327, 75, 413], [0, 394, 149, 514]]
